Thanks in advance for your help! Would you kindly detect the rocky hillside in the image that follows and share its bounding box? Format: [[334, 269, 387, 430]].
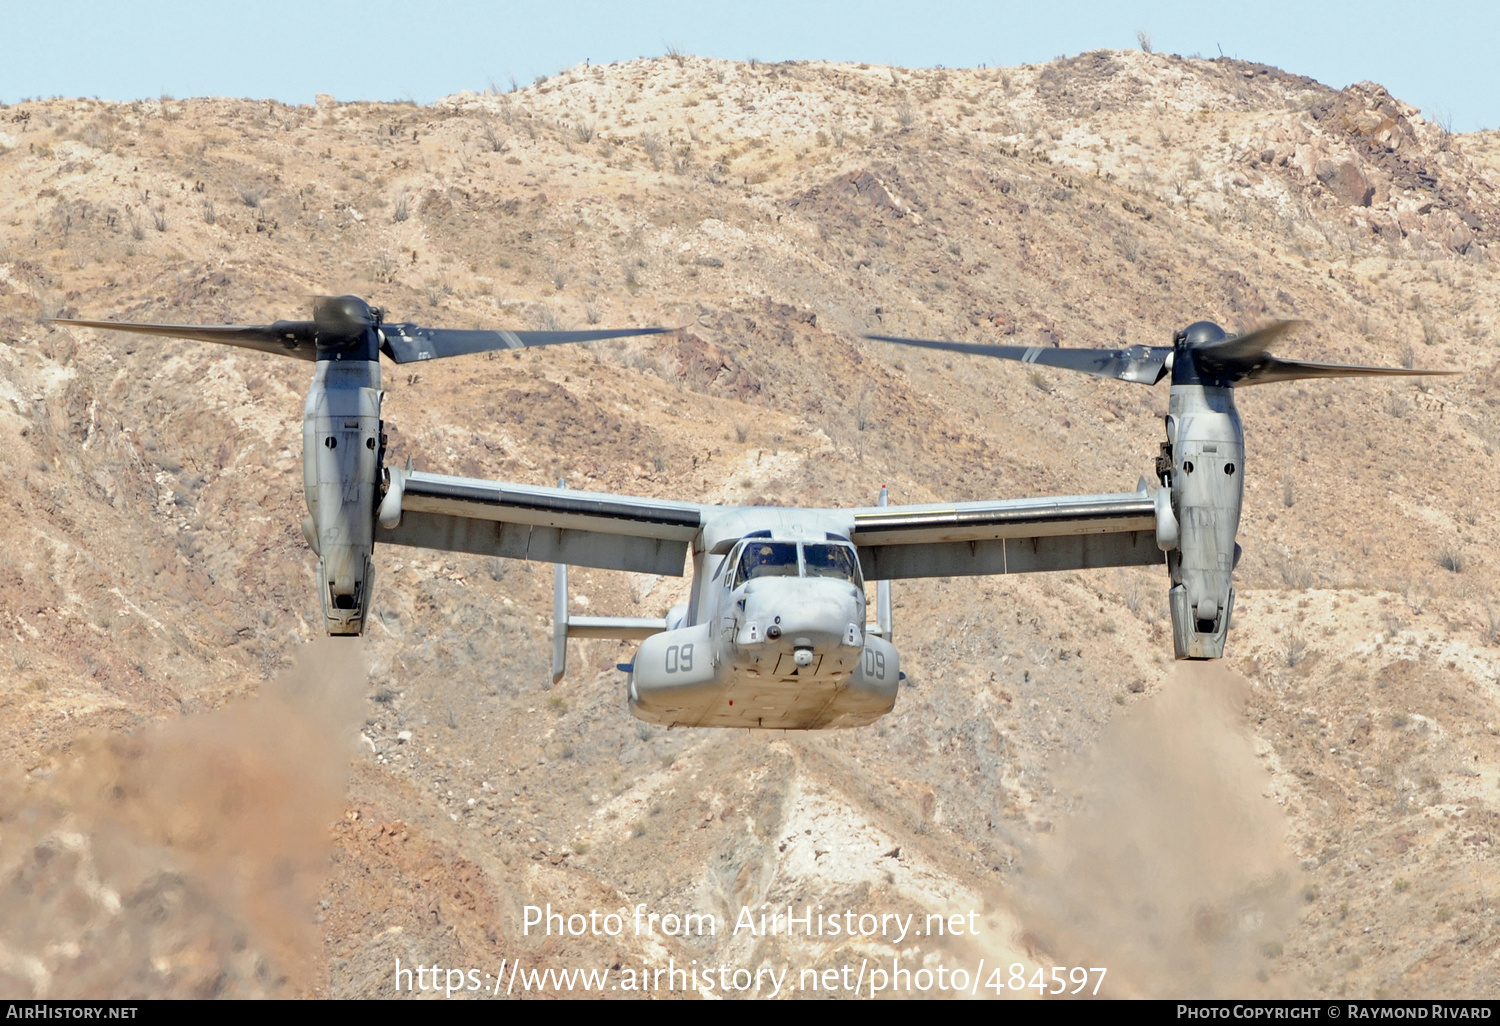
[[0, 48, 1496, 997]]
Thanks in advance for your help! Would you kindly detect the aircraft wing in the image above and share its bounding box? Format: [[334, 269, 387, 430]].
[[848, 490, 1162, 580], [376, 469, 707, 576]]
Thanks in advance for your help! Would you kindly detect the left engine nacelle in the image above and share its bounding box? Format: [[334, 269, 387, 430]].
[[303, 361, 382, 635]]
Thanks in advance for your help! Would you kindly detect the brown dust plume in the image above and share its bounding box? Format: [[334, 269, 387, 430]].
[[1013, 662, 1300, 997], [0, 641, 364, 998]]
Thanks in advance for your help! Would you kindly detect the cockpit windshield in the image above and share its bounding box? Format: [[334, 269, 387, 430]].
[[735, 542, 800, 586], [731, 540, 862, 587], [802, 543, 859, 582]]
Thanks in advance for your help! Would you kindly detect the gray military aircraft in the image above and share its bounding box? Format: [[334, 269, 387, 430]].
[[53, 306, 1450, 729]]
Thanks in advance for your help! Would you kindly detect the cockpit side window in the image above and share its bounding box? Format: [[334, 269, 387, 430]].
[[734, 542, 800, 586], [721, 544, 741, 587], [802, 543, 861, 584]]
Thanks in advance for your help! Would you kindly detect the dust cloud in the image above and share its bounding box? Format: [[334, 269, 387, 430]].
[[0, 641, 364, 998], [1013, 661, 1299, 998]]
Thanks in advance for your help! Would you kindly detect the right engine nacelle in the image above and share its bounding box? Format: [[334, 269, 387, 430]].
[[1162, 383, 1244, 659]]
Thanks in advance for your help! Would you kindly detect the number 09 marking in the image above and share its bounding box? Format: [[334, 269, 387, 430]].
[[665, 643, 694, 673], [863, 648, 886, 679]]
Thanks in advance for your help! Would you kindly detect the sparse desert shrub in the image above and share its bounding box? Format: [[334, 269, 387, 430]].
[[201, 198, 215, 224], [1268, 547, 1314, 590], [393, 193, 409, 222], [481, 120, 507, 152], [1284, 632, 1308, 667], [427, 278, 455, 306], [1436, 546, 1465, 573], [80, 120, 114, 151], [642, 132, 664, 168], [1432, 107, 1454, 150], [238, 184, 267, 208], [371, 251, 396, 283]]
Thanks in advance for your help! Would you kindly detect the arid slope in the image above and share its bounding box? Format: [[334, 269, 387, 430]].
[[0, 49, 1497, 997]]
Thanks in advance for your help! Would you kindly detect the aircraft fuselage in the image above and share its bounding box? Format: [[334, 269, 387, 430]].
[[628, 527, 900, 729]]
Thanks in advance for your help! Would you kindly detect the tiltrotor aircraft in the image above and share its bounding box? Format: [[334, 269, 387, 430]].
[[53, 304, 1450, 730]]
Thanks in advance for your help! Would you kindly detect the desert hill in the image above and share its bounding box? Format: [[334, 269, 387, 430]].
[[0, 48, 1497, 997]]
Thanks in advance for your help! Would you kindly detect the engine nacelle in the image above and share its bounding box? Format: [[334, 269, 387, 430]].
[[629, 623, 718, 723], [1162, 382, 1243, 659], [302, 360, 382, 635]]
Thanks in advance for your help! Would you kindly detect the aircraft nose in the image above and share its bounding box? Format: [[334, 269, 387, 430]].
[[743, 578, 862, 648]]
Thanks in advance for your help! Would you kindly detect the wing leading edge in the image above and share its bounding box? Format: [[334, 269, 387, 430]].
[[377, 469, 707, 576], [849, 491, 1161, 579], [377, 470, 1163, 581]]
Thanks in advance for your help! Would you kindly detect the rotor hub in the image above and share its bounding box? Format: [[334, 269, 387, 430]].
[[1180, 321, 1227, 347]]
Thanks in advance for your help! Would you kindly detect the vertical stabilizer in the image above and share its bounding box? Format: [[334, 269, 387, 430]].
[[875, 486, 893, 641], [551, 480, 569, 684]]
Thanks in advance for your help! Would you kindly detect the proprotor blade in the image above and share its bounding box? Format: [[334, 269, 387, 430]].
[[1234, 357, 1461, 386], [1188, 320, 1458, 385], [49, 317, 316, 359], [864, 333, 1173, 385], [380, 324, 671, 364]]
